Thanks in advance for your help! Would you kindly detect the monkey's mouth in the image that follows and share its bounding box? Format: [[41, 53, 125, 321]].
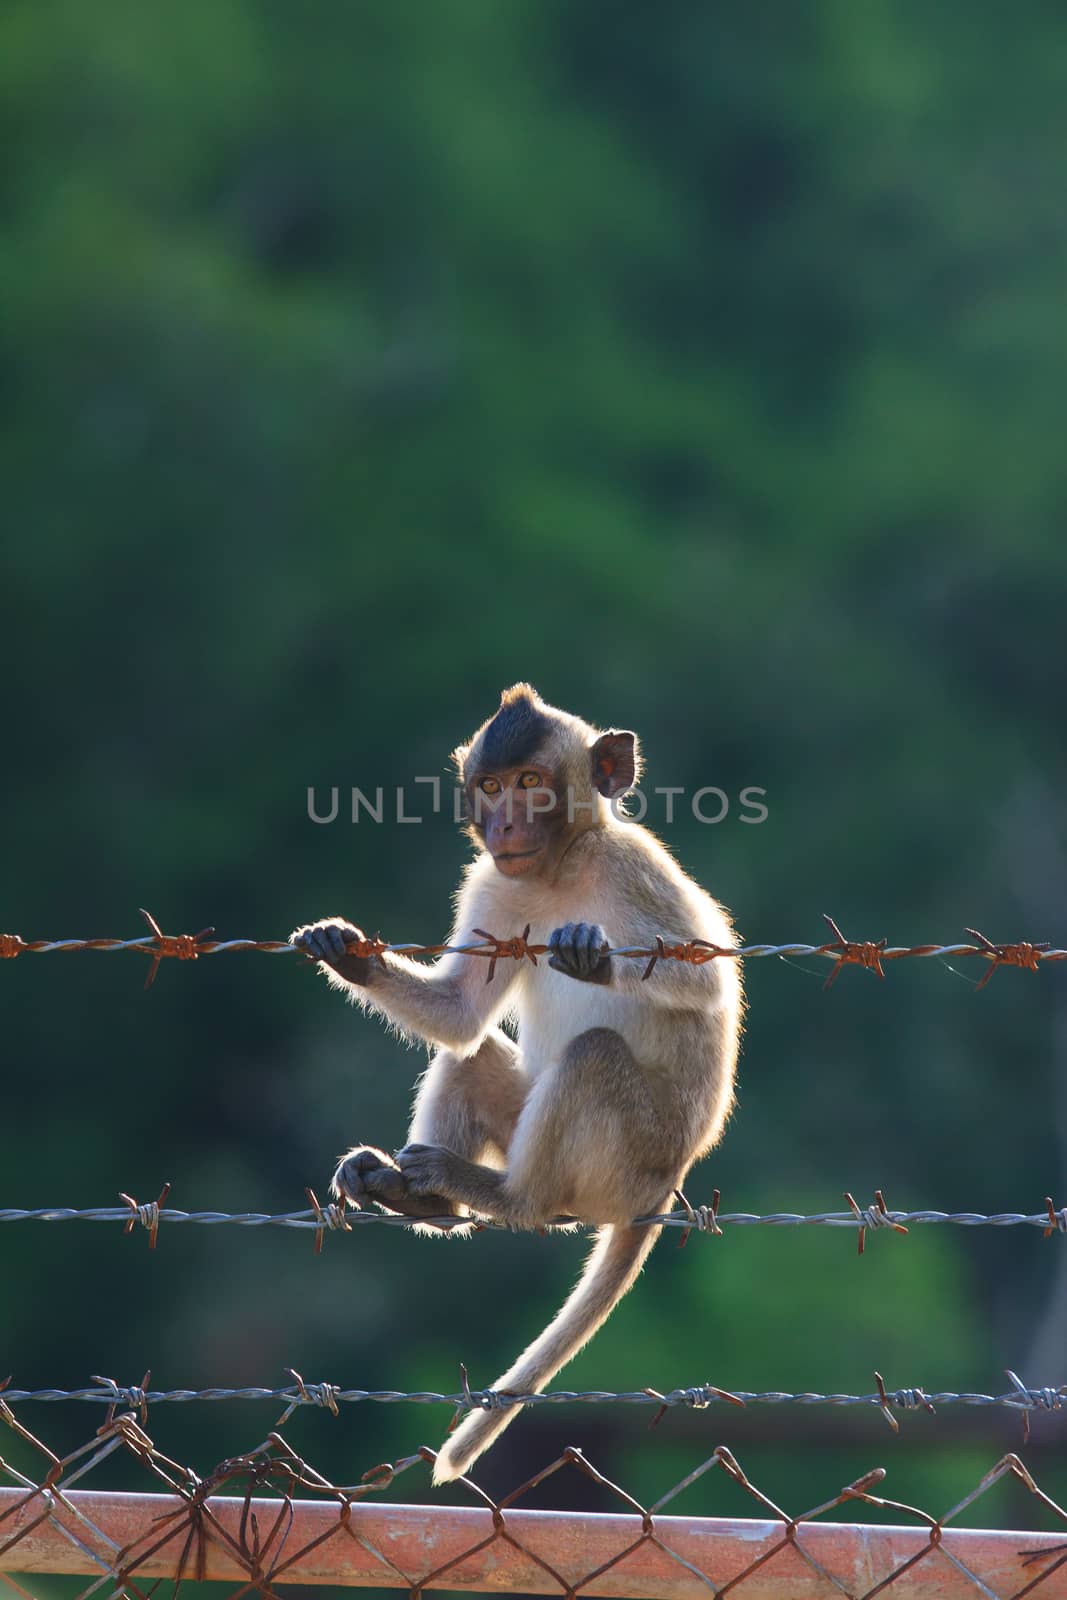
[[492, 846, 543, 865]]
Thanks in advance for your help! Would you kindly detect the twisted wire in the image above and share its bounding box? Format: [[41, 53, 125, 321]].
[[2, 1202, 1065, 1232], [2, 1374, 1064, 1417], [2, 916, 1064, 988]]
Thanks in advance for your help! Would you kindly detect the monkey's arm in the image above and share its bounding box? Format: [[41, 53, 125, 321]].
[[291, 881, 518, 1052]]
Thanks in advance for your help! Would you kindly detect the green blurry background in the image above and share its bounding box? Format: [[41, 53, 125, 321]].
[[3, 0, 1067, 1578]]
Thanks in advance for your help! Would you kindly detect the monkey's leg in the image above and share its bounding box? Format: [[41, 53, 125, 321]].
[[398, 1028, 685, 1228], [335, 1031, 528, 1223], [396, 1029, 532, 1221], [396, 1030, 528, 1221], [408, 1029, 527, 1163]]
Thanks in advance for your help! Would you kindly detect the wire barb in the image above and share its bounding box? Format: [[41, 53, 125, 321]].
[[966, 926, 1051, 990], [138, 909, 215, 990], [1005, 1368, 1067, 1445], [118, 1183, 171, 1249], [91, 1371, 152, 1427], [471, 924, 541, 983], [641, 936, 723, 980], [346, 930, 391, 966], [673, 1186, 721, 1248], [844, 1189, 909, 1255], [873, 1371, 900, 1433], [820, 913, 888, 989], [276, 1369, 340, 1425], [1044, 1196, 1067, 1239], [305, 1186, 350, 1254]]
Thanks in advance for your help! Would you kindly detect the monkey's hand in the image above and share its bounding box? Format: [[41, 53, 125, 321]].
[[331, 1144, 457, 1219], [547, 922, 611, 985], [290, 917, 375, 985]]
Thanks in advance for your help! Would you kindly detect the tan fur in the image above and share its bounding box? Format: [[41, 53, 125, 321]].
[[291, 686, 743, 1482], [436, 1222, 660, 1482]]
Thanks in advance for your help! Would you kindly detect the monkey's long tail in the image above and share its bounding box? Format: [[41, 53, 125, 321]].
[[431, 1222, 661, 1484]]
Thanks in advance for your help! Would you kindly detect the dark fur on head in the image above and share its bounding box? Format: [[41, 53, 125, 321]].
[[454, 685, 642, 828], [455, 684, 581, 782], [476, 683, 553, 771]]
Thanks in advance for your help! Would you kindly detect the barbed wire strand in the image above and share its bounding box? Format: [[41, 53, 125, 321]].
[[0, 909, 1062, 990], [1, 1370, 1065, 1430], [4, 1189, 1066, 1251], [3, 1409, 1067, 1598]]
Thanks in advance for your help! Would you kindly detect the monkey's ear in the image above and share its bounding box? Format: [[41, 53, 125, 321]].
[[591, 731, 641, 798], [451, 742, 470, 778]]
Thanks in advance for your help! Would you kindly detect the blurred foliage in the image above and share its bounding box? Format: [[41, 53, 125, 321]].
[[3, 0, 1067, 1577]]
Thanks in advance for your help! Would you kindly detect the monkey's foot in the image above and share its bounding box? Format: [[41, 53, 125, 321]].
[[395, 1143, 504, 1218], [331, 1144, 457, 1220]]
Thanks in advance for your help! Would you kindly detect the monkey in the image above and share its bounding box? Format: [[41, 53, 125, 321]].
[[290, 684, 743, 1482]]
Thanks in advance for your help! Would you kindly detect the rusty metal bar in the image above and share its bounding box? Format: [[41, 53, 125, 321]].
[[2, 1487, 1064, 1597]]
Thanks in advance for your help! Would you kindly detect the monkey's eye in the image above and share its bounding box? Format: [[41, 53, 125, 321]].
[[479, 777, 501, 795], [518, 771, 541, 789]]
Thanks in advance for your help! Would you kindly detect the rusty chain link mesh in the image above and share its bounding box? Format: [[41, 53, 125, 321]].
[[4, 1404, 1067, 1598]]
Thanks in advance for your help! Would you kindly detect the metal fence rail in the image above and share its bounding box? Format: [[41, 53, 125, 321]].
[[3, 1407, 1067, 1598]]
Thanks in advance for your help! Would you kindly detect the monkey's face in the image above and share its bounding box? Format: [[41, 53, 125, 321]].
[[469, 766, 566, 877], [456, 686, 641, 875]]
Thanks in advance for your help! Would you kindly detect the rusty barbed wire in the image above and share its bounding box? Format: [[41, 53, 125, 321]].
[[4, 1187, 1067, 1246], [2, 908, 1065, 989], [4, 1408, 1067, 1597], [1, 1369, 1065, 1430]]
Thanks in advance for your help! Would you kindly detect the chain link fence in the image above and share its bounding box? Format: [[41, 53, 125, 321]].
[[4, 1404, 1067, 1598]]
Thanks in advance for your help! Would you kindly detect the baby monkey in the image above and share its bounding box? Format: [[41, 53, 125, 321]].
[[291, 684, 742, 1481]]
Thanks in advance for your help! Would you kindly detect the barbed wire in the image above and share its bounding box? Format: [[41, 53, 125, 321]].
[[2, 1369, 1065, 1434], [4, 1187, 1066, 1253], [3, 1409, 1067, 1598], [0, 909, 1062, 989]]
